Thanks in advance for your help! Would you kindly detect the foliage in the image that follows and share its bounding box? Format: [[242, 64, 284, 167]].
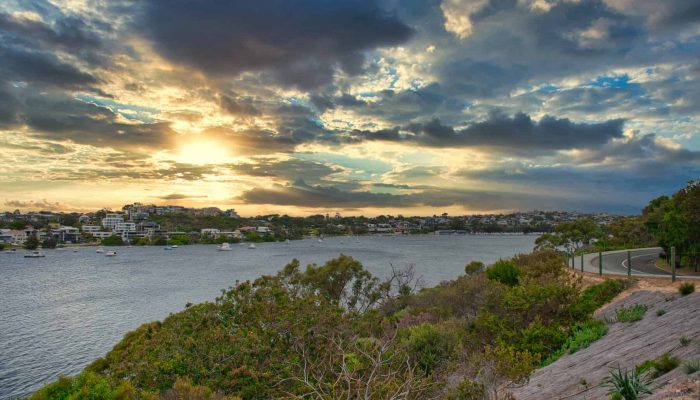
[[679, 282, 695, 296], [32, 251, 628, 399], [656, 309, 666, 316], [42, 237, 58, 249], [24, 235, 39, 250], [168, 235, 191, 246], [602, 367, 652, 400], [29, 371, 137, 400], [535, 219, 601, 253], [485, 260, 519, 286], [644, 180, 700, 271], [464, 260, 485, 276], [682, 360, 700, 374], [445, 378, 486, 400], [568, 279, 629, 318], [680, 336, 691, 346], [540, 320, 608, 366], [101, 235, 125, 246], [403, 323, 456, 374], [649, 353, 680, 378], [614, 304, 648, 323]]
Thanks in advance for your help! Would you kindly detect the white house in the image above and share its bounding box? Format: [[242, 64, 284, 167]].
[[82, 225, 101, 233], [201, 228, 221, 237], [102, 213, 124, 230]]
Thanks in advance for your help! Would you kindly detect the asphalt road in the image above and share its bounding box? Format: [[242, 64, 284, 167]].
[[595, 248, 669, 275]]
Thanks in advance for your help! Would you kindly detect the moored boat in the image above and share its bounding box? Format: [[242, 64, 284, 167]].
[[24, 251, 45, 258], [105, 251, 117, 257], [218, 243, 232, 251]]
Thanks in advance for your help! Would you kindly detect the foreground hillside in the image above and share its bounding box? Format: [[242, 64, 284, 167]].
[[31, 251, 634, 399], [513, 284, 700, 399]]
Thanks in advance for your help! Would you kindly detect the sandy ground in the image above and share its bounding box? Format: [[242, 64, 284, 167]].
[[510, 274, 699, 400]]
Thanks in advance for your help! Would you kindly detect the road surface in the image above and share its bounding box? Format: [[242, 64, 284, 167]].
[[573, 247, 677, 277]]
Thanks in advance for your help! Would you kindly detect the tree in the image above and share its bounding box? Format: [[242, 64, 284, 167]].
[[42, 237, 58, 249], [101, 235, 124, 246], [24, 235, 39, 250]]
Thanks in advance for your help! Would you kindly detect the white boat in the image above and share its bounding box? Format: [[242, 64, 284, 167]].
[[171, 245, 178, 248], [248, 243, 256, 249], [218, 243, 232, 251], [24, 251, 45, 258], [318, 238, 323, 243], [95, 248, 104, 253], [105, 251, 117, 257]]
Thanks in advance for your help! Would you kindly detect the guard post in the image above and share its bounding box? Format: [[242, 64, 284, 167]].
[[671, 246, 676, 282], [627, 250, 632, 278], [598, 251, 603, 276], [580, 253, 584, 272]]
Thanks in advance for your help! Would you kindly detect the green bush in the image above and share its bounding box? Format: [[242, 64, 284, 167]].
[[655, 309, 666, 316], [683, 360, 700, 374], [29, 371, 136, 400], [679, 282, 695, 296], [101, 235, 124, 246], [650, 353, 680, 378], [446, 378, 486, 400], [404, 323, 455, 374], [679, 336, 691, 346], [540, 320, 608, 366], [569, 279, 628, 318], [602, 367, 652, 400], [485, 260, 519, 286], [615, 304, 647, 323], [464, 261, 485, 276]]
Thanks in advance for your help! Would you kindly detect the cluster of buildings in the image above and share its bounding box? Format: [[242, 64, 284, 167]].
[[0, 205, 621, 246]]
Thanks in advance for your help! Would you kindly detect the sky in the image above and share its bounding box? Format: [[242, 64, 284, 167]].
[[1, 0, 699, 216]]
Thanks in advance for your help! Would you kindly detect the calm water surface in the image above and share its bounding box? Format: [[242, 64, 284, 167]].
[[0, 234, 534, 399]]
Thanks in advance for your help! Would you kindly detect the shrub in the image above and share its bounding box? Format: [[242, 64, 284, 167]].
[[602, 367, 652, 400], [404, 323, 455, 374], [679, 282, 695, 296], [464, 261, 485, 276], [485, 260, 519, 286], [679, 336, 691, 346], [656, 309, 666, 316], [615, 304, 647, 323], [101, 234, 124, 246], [570, 279, 628, 318], [683, 360, 700, 374], [650, 353, 680, 378], [446, 378, 486, 400], [540, 320, 608, 366]]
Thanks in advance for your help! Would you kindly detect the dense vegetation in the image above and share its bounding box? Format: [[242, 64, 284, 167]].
[[32, 250, 629, 399]]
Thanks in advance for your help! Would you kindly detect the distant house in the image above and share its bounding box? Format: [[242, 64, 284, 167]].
[[102, 213, 124, 230], [201, 228, 221, 237]]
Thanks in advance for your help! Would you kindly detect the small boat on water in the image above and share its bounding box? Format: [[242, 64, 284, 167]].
[[171, 245, 178, 248], [248, 243, 256, 249], [105, 251, 117, 257], [95, 248, 104, 253], [24, 251, 45, 258], [164, 246, 173, 250], [72, 249, 79, 253], [218, 243, 232, 251]]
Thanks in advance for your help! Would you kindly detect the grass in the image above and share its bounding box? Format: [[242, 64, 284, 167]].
[[539, 320, 608, 367], [683, 360, 700, 374], [680, 336, 691, 346], [603, 366, 652, 400], [639, 353, 681, 378], [615, 304, 648, 323], [679, 282, 695, 296]]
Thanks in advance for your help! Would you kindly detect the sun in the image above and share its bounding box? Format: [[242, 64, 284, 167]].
[[173, 140, 232, 165]]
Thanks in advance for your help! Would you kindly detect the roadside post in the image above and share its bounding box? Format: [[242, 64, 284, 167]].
[[627, 250, 632, 278], [598, 251, 603, 276], [671, 247, 676, 282], [580, 253, 584, 272]]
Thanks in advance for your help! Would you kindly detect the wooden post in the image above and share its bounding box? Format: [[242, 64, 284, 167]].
[[627, 250, 632, 277], [580, 253, 584, 272], [671, 247, 676, 282], [598, 251, 603, 276]]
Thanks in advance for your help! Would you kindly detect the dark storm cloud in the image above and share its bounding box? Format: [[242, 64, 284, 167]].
[[218, 94, 260, 117], [238, 179, 641, 212], [138, 0, 413, 89], [20, 93, 174, 149], [355, 113, 624, 153], [0, 11, 102, 52], [229, 158, 339, 184], [157, 193, 208, 200], [0, 44, 98, 89]]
